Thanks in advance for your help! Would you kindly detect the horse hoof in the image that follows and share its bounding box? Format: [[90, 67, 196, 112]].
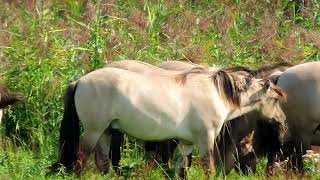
[[177, 167, 186, 180]]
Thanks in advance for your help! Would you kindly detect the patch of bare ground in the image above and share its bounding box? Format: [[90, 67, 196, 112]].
[[183, 45, 209, 64], [128, 9, 147, 30], [161, 11, 196, 46], [215, 6, 236, 57], [84, 0, 96, 24], [301, 30, 320, 49], [274, 30, 304, 61], [251, 13, 278, 56], [101, 0, 118, 16], [198, 17, 211, 33]]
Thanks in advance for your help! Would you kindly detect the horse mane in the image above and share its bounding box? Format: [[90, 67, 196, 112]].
[[174, 67, 208, 84], [314, 124, 320, 135], [0, 84, 25, 108], [222, 66, 255, 77], [253, 62, 294, 78], [211, 70, 251, 108]]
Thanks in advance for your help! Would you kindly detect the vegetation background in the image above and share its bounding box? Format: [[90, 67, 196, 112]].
[[0, 0, 319, 179]]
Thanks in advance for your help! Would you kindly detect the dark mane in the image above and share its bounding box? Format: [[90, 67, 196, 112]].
[[254, 62, 294, 78], [174, 67, 207, 84], [222, 66, 255, 77], [314, 124, 320, 135], [211, 70, 250, 108], [0, 84, 25, 109]]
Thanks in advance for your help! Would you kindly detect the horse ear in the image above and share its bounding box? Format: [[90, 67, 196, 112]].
[[271, 86, 287, 102], [262, 79, 271, 91]]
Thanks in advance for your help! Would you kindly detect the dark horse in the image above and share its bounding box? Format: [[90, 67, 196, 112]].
[[0, 84, 24, 109], [0, 84, 25, 123], [107, 62, 293, 175]]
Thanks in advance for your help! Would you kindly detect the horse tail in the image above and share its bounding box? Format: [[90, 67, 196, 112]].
[[51, 81, 80, 172]]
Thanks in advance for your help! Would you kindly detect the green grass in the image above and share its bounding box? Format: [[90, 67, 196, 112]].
[[0, 0, 319, 179]]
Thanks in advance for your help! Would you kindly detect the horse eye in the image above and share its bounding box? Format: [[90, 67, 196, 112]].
[[244, 78, 251, 86]]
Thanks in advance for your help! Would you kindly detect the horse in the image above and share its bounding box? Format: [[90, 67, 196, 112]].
[[0, 84, 25, 123], [104, 60, 206, 173], [104, 60, 260, 174], [106, 60, 292, 176], [52, 66, 286, 179], [222, 62, 294, 175], [272, 61, 320, 173], [239, 62, 320, 175], [156, 61, 293, 175], [105, 60, 203, 172], [105, 60, 264, 174]]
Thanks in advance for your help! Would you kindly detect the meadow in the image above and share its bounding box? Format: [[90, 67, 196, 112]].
[[0, 0, 320, 179]]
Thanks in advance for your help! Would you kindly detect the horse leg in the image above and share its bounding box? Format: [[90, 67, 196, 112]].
[[167, 140, 179, 169], [266, 150, 277, 176], [95, 129, 112, 174], [144, 141, 160, 167], [75, 129, 105, 176], [109, 129, 124, 174], [199, 129, 216, 176], [239, 152, 257, 175], [175, 143, 193, 179], [290, 138, 309, 174], [217, 141, 238, 175], [160, 140, 170, 165]]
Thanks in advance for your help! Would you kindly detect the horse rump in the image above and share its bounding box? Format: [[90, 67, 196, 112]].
[[51, 81, 80, 173]]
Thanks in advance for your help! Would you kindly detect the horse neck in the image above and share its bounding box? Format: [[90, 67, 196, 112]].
[[225, 103, 260, 122], [254, 66, 289, 79]]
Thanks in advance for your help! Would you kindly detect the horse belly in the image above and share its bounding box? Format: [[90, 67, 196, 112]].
[[112, 115, 192, 142]]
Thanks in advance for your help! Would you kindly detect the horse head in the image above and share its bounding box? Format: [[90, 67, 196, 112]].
[[211, 70, 286, 128]]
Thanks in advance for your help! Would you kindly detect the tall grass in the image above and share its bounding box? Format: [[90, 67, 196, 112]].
[[0, 0, 319, 179]]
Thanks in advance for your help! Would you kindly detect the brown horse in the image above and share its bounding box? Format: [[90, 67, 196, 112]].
[[0, 84, 25, 122]]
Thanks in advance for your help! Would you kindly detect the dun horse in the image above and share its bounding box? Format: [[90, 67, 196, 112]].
[[52, 65, 286, 178], [106, 60, 259, 173], [106, 60, 291, 176], [157, 61, 293, 175], [235, 62, 320, 175], [270, 62, 320, 173]]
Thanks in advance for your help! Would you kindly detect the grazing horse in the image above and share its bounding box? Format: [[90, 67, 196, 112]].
[[158, 61, 293, 174], [0, 84, 25, 123], [273, 62, 320, 172], [105, 60, 263, 174], [106, 60, 203, 172], [157, 61, 293, 175], [52, 66, 286, 178], [107, 60, 291, 176], [239, 62, 320, 175]]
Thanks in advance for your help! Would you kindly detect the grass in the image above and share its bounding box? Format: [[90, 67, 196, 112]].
[[0, 0, 319, 179]]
